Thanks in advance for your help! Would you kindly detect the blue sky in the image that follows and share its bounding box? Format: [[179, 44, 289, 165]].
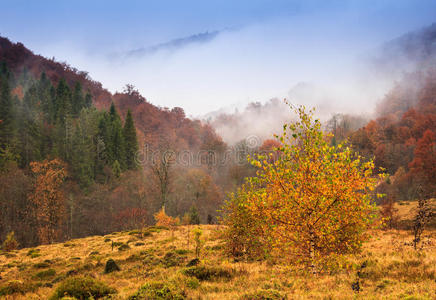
[[1, 0, 436, 115]]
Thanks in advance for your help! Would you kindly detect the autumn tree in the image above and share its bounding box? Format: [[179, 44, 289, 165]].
[[412, 188, 434, 250], [29, 159, 67, 244], [154, 207, 180, 239], [146, 134, 177, 209], [223, 105, 382, 272], [114, 207, 148, 231], [409, 130, 436, 198]]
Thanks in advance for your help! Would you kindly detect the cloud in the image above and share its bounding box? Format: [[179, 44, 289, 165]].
[[25, 1, 436, 119], [123, 31, 221, 58]]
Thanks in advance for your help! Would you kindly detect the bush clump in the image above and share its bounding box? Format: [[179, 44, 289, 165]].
[[0, 280, 37, 296], [27, 248, 41, 258], [185, 277, 200, 289], [182, 265, 234, 281], [161, 250, 186, 268], [186, 258, 200, 267], [104, 259, 120, 273], [49, 276, 116, 300], [33, 268, 56, 280], [2, 232, 19, 252], [240, 289, 287, 300], [128, 281, 186, 300], [118, 243, 131, 251], [34, 262, 50, 269]]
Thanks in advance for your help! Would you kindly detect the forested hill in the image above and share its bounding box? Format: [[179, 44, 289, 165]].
[[0, 36, 227, 249], [0, 36, 220, 145], [348, 68, 436, 201]]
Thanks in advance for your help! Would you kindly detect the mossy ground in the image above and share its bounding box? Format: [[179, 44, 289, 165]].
[[0, 201, 434, 299]]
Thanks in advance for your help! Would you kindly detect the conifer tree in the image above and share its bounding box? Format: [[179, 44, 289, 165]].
[[112, 160, 121, 178], [84, 92, 92, 108], [71, 122, 94, 188], [54, 78, 72, 124], [189, 206, 201, 225], [112, 118, 126, 170], [123, 109, 139, 169], [0, 66, 15, 150], [72, 82, 84, 117], [107, 103, 126, 169]]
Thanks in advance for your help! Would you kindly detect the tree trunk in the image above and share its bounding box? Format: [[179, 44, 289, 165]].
[[309, 230, 316, 275]]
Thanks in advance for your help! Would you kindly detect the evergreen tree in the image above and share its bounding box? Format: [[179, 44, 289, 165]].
[[109, 102, 120, 122], [0, 66, 16, 150], [71, 123, 94, 188], [17, 96, 43, 167], [84, 92, 92, 108], [112, 160, 121, 178], [72, 82, 84, 117], [123, 110, 139, 169], [189, 206, 201, 225], [97, 113, 114, 163], [107, 103, 126, 169], [112, 118, 126, 170], [38, 72, 55, 123], [54, 78, 72, 124]]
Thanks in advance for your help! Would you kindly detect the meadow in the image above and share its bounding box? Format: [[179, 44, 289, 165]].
[[0, 200, 434, 299]]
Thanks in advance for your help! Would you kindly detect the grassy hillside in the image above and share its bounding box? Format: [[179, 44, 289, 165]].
[[0, 201, 434, 299]]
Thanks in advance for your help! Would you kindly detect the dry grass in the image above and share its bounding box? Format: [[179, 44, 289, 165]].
[[0, 203, 434, 299]]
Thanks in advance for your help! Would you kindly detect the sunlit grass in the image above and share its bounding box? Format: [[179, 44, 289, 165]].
[[0, 203, 434, 299]]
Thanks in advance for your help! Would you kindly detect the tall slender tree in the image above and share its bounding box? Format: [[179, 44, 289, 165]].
[[123, 109, 139, 169], [72, 82, 84, 117], [0, 66, 15, 150]]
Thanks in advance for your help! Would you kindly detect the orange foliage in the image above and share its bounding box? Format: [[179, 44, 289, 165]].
[[29, 159, 67, 244], [224, 106, 382, 270], [153, 208, 179, 228]]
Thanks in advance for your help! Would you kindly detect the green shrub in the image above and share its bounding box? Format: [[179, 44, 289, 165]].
[[146, 226, 169, 233], [161, 250, 186, 268], [118, 243, 131, 251], [175, 249, 189, 255], [128, 281, 186, 300], [182, 265, 234, 281], [104, 259, 120, 273], [34, 262, 50, 269], [240, 289, 286, 300], [143, 253, 161, 266], [2, 231, 18, 251], [185, 277, 200, 289], [33, 268, 56, 280], [27, 248, 41, 258], [211, 244, 223, 251], [49, 276, 116, 300], [27, 248, 40, 256], [142, 231, 152, 237], [0, 280, 37, 296], [135, 242, 145, 246]]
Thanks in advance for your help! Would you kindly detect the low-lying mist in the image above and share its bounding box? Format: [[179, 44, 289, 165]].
[[20, 6, 436, 144]]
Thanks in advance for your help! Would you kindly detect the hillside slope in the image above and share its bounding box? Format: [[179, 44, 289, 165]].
[[0, 36, 230, 249], [0, 201, 434, 299], [0, 36, 222, 150]]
